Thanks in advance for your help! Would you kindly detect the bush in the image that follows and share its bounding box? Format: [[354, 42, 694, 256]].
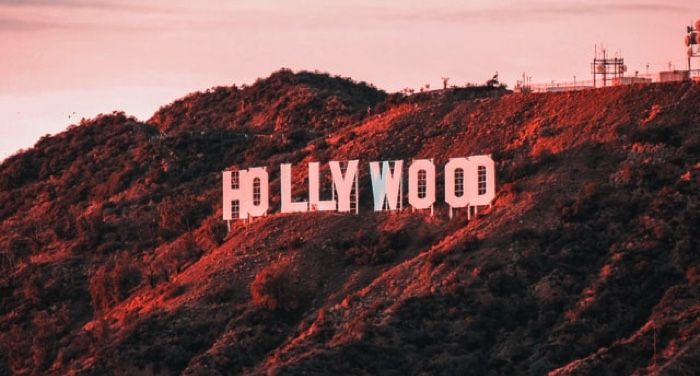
[[164, 234, 202, 274], [486, 271, 526, 297], [345, 245, 396, 266], [23, 272, 43, 306], [344, 230, 409, 265], [204, 218, 228, 246], [250, 259, 309, 311], [164, 283, 190, 300], [31, 306, 70, 371], [157, 196, 211, 241], [89, 252, 142, 313], [629, 124, 681, 147]]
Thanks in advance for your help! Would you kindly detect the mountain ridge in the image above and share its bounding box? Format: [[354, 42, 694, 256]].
[[0, 70, 698, 375]]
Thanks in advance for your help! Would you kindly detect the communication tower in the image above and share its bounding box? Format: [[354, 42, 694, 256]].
[[591, 45, 626, 88], [685, 20, 700, 77]]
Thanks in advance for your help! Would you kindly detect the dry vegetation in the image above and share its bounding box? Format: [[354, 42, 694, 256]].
[[0, 69, 698, 375]]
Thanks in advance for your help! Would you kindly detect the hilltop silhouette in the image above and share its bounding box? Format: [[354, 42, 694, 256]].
[[0, 69, 698, 375]]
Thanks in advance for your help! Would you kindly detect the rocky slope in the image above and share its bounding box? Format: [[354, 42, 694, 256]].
[[0, 70, 698, 375]]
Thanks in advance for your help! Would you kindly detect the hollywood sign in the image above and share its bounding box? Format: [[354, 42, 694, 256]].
[[223, 155, 495, 220]]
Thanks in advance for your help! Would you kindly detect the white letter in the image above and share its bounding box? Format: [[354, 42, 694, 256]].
[[223, 169, 248, 220], [330, 160, 359, 212], [246, 167, 269, 217], [408, 159, 435, 210], [309, 162, 337, 211], [369, 160, 403, 211], [281, 163, 308, 213], [466, 155, 496, 206], [444, 158, 470, 209]]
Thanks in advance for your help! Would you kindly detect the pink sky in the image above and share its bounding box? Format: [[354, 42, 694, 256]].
[[1, 0, 698, 160]]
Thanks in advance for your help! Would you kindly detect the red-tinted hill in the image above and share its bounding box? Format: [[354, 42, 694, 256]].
[[0, 70, 698, 375], [150, 69, 386, 135]]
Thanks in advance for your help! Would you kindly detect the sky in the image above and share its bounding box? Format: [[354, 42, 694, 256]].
[[1, 0, 698, 160]]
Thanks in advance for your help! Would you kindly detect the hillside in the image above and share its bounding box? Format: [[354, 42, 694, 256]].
[[0, 70, 699, 375]]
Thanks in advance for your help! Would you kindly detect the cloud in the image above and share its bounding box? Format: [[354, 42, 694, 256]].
[[378, 1, 694, 23], [0, 16, 69, 31], [0, 15, 168, 32], [0, 1, 694, 33], [0, 0, 158, 10], [0, 0, 188, 32]]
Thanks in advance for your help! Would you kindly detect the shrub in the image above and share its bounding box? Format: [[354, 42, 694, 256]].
[[164, 234, 202, 273], [76, 209, 104, 251], [250, 259, 309, 311], [157, 196, 211, 241], [164, 283, 190, 300], [629, 124, 681, 147], [23, 272, 43, 306], [344, 230, 409, 265], [486, 270, 526, 297], [346, 245, 396, 265], [30, 306, 70, 371], [112, 253, 143, 301], [89, 252, 142, 313], [204, 218, 228, 246]]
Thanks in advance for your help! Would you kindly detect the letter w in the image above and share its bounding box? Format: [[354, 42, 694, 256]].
[[369, 160, 403, 211]]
